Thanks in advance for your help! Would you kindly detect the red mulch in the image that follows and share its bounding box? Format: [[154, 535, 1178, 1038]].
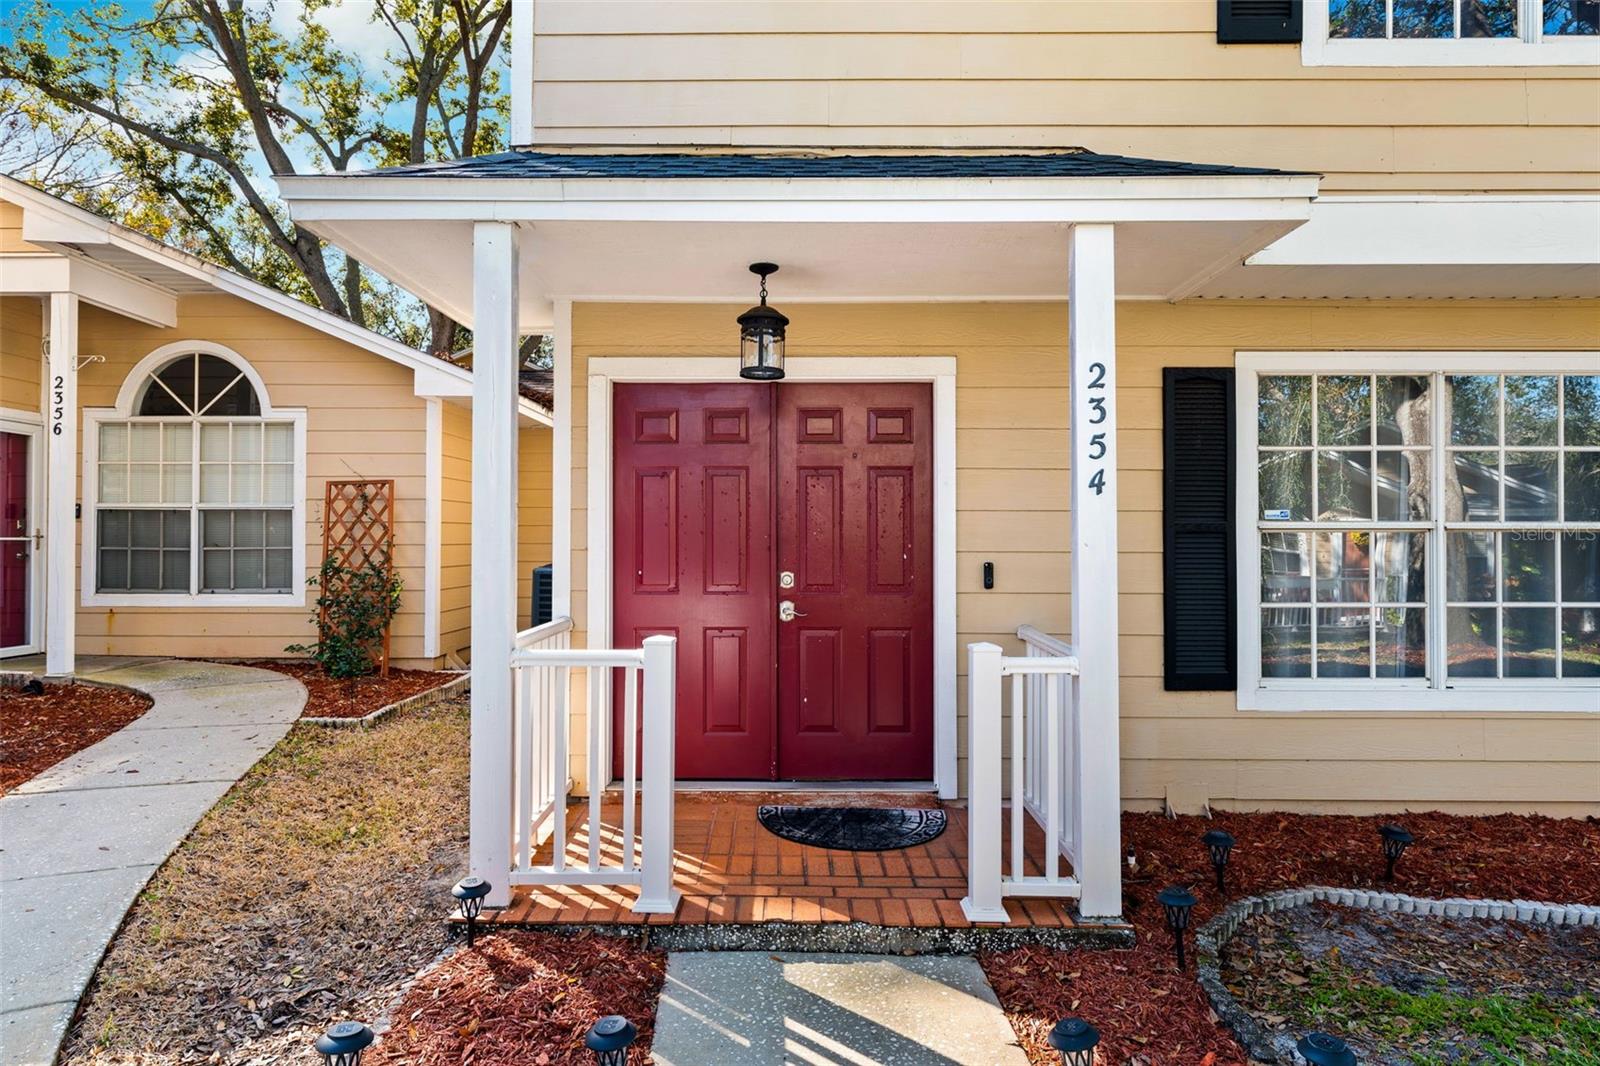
[[368, 930, 667, 1066], [242, 660, 462, 719], [983, 809, 1600, 1066], [0, 680, 153, 795]]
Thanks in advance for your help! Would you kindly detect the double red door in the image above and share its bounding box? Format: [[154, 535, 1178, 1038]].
[[613, 382, 933, 781]]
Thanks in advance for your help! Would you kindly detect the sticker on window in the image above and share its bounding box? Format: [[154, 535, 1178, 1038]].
[[1262, 508, 1291, 521]]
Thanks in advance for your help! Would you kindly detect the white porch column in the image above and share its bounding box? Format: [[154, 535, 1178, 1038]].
[[469, 221, 521, 907], [45, 293, 78, 677], [1067, 223, 1124, 919]]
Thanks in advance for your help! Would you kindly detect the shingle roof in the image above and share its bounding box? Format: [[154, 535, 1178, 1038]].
[[519, 367, 553, 409], [361, 150, 1304, 180]]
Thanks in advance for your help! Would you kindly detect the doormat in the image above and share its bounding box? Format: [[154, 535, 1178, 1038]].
[[757, 805, 947, 852]]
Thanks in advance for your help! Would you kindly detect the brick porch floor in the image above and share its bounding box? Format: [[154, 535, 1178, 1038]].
[[486, 792, 1083, 932]]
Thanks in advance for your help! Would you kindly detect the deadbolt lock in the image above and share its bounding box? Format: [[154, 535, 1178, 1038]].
[[778, 570, 795, 589]]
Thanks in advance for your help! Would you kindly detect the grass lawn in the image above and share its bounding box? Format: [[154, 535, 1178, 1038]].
[[61, 698, 473, 1064]]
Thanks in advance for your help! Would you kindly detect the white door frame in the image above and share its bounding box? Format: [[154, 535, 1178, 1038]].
[[586, 356, 960, 798], [0, 409, 46, 658]]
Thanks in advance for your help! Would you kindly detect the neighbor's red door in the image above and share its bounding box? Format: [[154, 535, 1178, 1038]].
[[1, 431, 30, 651], [611, 382, 933, 781], [612, 384, 776, 780], [775, 384, 933, 779]]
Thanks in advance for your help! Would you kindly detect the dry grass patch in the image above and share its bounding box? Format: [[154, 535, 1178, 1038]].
[[62, 698, 470, 1066]]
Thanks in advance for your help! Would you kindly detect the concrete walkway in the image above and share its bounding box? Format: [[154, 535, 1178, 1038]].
[[652, 951, 1030, 1066], [0, 657, 305, 1066]]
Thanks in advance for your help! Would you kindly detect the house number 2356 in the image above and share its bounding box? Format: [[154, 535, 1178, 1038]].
[[1084, 361, 1108, 495], [51, 375, 65, 436]]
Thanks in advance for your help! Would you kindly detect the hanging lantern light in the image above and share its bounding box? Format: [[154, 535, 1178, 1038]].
[[313, 1021, 374, 1066], [585, 1014, 639, 1065], [1202, 829, 1236, 893], [737, 262, 788, 381], [1046, 1017, 1100, 1066], [1297, 1032, 1358, 1066], [1378, 824, 1413, 882], [452, 876, 492, 948], [1156, 884, 1198, 971]]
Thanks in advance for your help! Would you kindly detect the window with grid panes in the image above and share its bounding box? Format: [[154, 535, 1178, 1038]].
[[1254, 369, 1600, 688], [95, 353, 296, 594]]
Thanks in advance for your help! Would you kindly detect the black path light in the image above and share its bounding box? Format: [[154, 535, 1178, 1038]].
[[1047, 1016, 1100, 1066], [737, 262, 788, 381], [1378, 823, 1414, 882], [314, 1020, 374, 1066], [1156, 884, 1198, 971], [1202, 828, 1236, 893], [585, 1014, 639, 1065], [452, 876, 491, 947], [1297, 1031, 1358, 1066]]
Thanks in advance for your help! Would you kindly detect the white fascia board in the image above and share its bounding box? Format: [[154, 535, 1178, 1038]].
[[1250, 196, 1600, 267], [0, 254, 71, 293], [276, 173, 1321, 225], [68, 258, 177, 327], [518, 397, 553, 427], [414, 361, 474, 398], [0, 253, 176, 326]]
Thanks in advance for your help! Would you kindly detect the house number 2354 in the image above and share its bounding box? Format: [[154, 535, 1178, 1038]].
[[1084, 361, 1108, 495], [51, 375, 66, 436]]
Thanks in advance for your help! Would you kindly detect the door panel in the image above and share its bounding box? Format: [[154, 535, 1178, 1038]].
[[612, 384, 775, 780], [777, 384, 934, 780]]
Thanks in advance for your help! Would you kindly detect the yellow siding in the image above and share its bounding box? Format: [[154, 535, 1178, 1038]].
[[0, 201, 46, 254], [440, 401, 473, 659], [1, 295, 42, 413], [519, 425, 554, 627], [529, 1, 1600, 193], [70, 294, 434, 665], [569, 298, 1600, 815]]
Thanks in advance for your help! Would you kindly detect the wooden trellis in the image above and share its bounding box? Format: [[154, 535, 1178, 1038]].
[[322, 479, 396, 677]]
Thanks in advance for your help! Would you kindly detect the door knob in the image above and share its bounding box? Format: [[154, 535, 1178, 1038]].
[[778, 600, 807, 622]]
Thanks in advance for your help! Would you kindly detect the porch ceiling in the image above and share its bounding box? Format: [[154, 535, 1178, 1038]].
[[299, 216, 1305, 329]]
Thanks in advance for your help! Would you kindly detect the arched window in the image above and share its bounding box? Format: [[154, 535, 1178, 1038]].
[[87, 345, 304, 602]]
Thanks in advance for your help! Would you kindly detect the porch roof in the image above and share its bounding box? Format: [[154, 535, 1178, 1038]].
[[277, 148, 1321, 330], [349, 148, 1308, 181]]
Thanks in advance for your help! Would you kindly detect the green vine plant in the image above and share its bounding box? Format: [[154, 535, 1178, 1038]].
[[286, 555, 403, 679]]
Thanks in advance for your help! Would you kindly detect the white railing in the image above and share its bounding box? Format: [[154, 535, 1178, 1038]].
[[961, 631, 1083, 923], [508, 620, 679, 914], [1016, 625, 1080, 868]]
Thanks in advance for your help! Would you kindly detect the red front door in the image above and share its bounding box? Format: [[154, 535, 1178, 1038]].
[[775, 384, 933, 779], [612, 381, 934, 782]]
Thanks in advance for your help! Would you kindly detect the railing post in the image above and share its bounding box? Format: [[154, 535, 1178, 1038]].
[[961, 642, 1010, 923], [634, 635, 681, 914]]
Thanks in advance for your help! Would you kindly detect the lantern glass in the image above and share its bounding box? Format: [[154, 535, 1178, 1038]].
[[739, 323, 785, 380]]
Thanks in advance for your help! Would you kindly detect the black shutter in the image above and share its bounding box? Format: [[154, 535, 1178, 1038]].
[[531, 563, 554, 626], [1164, 369, 1237, 691], [1217, 0, 1303, 43]]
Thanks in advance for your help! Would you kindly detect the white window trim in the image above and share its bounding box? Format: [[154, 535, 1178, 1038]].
[[1236, 351, 1600, 713], [81, 341, 307, 609], [1303, 0, 1600, 66]]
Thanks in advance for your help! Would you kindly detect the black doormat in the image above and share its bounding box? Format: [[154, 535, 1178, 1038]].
[[756, 805, 947, 852]]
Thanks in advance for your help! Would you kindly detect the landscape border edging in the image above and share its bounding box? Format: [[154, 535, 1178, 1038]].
[[1194, 886, 1600, 1063], [301, 671, 469, 727]]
